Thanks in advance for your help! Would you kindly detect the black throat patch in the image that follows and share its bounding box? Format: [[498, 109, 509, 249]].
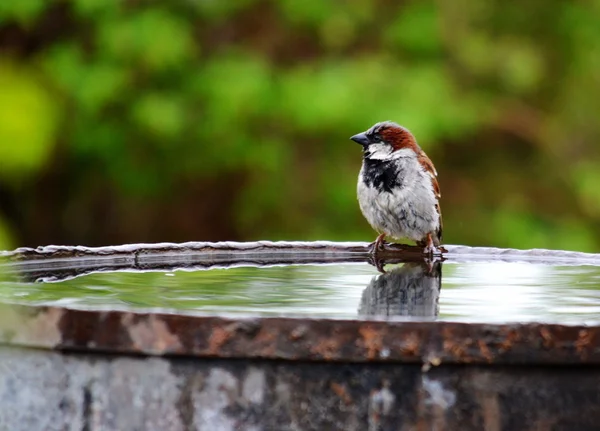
[[361, 158, 403, 193]]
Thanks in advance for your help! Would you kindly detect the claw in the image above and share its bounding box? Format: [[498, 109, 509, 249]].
[[368, 256, 387, 273], [369, 233, 387, 254], [368, 233, 388, 273], [422, 233, 436, 257]]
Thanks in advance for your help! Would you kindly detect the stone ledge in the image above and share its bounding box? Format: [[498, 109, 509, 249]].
[[1, 304, 599, 365]]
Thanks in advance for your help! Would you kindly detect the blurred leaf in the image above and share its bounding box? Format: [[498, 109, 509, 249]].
[[454, 32, 497, 75], [97, 9, 194, 71], [131, 93, 185, 139], [192, 53, 273, 124], [498, 40, 545, 93], [385, 2, 441, 55], [319, 14, 357, 50], [279, 58, 481, 145], [72, 0, 119, 18], [190, 0, 255, 19], [277, 1, 336, 26], [0, 62, 60, 179], [0, 0, 46, 26], [70, 115, 124, 157], [43, 43, 128, 114], [185, 53, 275, 172], [572, 162, 600, 218], [551, 219, 596, 252]]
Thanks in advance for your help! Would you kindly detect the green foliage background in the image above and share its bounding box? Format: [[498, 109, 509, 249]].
[[1, 0, 600, 251]]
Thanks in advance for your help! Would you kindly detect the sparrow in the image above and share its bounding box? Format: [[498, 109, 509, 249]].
[[350, 121, 442, 255]]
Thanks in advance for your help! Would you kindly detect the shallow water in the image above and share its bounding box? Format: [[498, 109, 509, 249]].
[[2, 260, 600, 324]]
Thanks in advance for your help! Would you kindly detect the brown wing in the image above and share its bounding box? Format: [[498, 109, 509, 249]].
[[418, 151, 442, 244], [435, 201, 443, 244]]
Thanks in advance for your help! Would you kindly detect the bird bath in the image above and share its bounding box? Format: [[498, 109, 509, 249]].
[[1, 241, 600, 430]]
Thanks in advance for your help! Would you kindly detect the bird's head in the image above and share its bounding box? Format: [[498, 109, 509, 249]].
[[350, 121, 419, 160]]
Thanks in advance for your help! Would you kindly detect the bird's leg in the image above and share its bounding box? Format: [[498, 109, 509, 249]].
[[374, 233, 386, 251], [422, 233, 436, 257], [368, 233, 387, 254]]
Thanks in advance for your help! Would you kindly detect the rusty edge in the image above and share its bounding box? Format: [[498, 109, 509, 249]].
[[1, 304, 599, 366]]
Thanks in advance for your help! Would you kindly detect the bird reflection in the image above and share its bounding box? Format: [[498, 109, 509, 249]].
[[358, 260, 442, 319]]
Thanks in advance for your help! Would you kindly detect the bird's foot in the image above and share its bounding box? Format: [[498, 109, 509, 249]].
[[423, 243, 436, 257], [421, 233, 438, 257], [369, 233, 388, 254], [368, 234, 388, 273]]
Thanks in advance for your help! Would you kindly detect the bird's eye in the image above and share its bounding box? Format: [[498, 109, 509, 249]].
[[372, 133, 382, 143]]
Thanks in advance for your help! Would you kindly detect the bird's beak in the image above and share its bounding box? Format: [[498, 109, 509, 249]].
[[350, 132, 370, 146]]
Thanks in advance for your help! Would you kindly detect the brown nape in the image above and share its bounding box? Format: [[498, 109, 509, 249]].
[[381, 125, 419, 151]]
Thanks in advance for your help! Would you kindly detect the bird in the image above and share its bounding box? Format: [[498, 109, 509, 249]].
[[350, 121, 442, 255]]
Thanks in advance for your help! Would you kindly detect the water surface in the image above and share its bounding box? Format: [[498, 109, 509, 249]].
[[2, 261, 600, 324]]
